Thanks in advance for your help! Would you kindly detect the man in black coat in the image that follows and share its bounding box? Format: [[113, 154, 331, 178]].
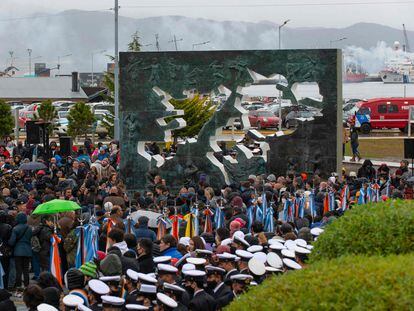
[[0, 211, 12, 287], [137, 238, 155, 273], [205, 266, 231, 309], [0, 289, 16, 311], [183, 270, 216, 311]]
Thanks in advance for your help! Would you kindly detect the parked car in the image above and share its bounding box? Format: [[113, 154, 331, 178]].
[[242, 102, 265, 111], [284, 110, 315, 128], [350, 97, 414, 134], [248, 110, 280, 129], [18, 104, 39, 129], [55, 109, 112, 138]]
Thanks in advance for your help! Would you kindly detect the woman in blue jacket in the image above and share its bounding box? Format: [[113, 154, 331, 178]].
[[160, 234, 182, 259], [9, 213, 32, 290]]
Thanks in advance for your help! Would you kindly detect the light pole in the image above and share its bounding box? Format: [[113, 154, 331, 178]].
[[278, 19, 290, 131], [27, 48, 32, 76], [114, 0, 120, 141], [57, 53, 72, 76], [192, 41, 210, 50], [330, 37, 347, 48], [91, 50, 106, 86]]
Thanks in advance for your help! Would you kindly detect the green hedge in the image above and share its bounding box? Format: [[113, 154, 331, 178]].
[[226, 254, 414, 311], [309, 199, 414, 262]]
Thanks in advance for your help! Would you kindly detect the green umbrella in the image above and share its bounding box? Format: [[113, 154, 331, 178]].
[[32, 199, 81, 215]]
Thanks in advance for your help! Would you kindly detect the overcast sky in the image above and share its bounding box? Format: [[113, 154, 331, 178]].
[[1, 0, 414, 29]]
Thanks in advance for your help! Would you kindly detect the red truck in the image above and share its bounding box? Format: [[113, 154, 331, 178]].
[[351, 98, 414, 134]]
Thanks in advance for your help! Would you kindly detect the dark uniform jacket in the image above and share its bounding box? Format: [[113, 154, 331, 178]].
[[188, 289, 216, 311]]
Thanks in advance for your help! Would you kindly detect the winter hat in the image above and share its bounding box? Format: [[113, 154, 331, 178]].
[[64, 268, 85, 290], [231, 196, 243, 209], [100, 254, 122, 276], [97, 251, 107, 261], [230, 221, 241, 237], [79, 261, 98, 278]]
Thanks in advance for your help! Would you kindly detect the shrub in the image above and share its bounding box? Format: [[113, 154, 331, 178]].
[[226, 254, 414, 311], [309, 199, 414, 262]]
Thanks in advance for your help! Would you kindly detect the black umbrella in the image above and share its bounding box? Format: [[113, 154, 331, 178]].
[[19, 161, 47, 171]]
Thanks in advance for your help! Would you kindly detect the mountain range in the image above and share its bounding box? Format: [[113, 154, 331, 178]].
[[1, 10, 413, 73]]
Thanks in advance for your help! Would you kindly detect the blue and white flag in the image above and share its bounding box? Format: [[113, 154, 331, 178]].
[[264, 205, 274, 233], [214, 206, 225, 229]]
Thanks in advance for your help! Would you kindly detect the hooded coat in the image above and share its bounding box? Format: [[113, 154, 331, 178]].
[[8, 213, 32, 257]]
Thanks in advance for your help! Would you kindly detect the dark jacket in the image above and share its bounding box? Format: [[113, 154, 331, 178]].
[[33, 223, 54, 269], [189, 290, 216, 311], [137, 253, 155, 273], [213, 283, 232, 309], [0, 220, 12, 257], [8, 213, 32, 257], [133, 223, 156, 242], [357, 160, 376, 180]]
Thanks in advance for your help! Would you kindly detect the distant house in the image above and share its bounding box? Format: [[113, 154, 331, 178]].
[[0, 73, 88, 104]]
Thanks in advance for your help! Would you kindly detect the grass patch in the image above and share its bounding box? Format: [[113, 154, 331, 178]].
[[309, 199, 414, 263], [344, 139, 403, 160], [226, 254, 414, 311]]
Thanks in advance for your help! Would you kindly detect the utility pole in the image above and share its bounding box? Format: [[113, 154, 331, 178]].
[[277, 20, 290, 131], [27, 48, 32, 76], [155, 34, 160, 51], [114, 0, 120, 140], [57, 53, 72, 76], [169, 35, 183, 51]]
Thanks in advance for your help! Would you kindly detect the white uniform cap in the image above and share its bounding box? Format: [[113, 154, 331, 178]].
[[195, 249, 213, 256], [126, 269, 140, 281], [247, 245, 263, 253], [220, 238, 232, 246], [306, 244, 314, 250], [248, 258, 266, 276], [163, 283, 186, 293], [182, 269, 206, 277], [265, 266, 283, 273], [235, 250, 254, 260], [281, 249, 296, 259], [147, 273, 157, 279], [283, 258, 302, 270], [178, 237, 191, 246], [205, 265, 226, 274], [99, 276, 121, 282], [157, 263, 178, 273], [104, 202, 113, 211], [217, 252, 238, 261], [232, 231, 245, 240], [269, 236, 285, 243], [153, 256, 172, 264], [157, 292, 178, 309], [267, 252, 283, 269], [310, 227, 324, 236], [137, 272, 157, 284], [182, 263, 196, 272], [284, 240, 296, 250], [186, 257, 207, 266], [63, 294, 84, 307], [125, 304, 149, 310], [101, 295, 125, 306], [233, 235, 250, 248], [230, 274, 254, 282], [139, 284, 157, 294], [252, 252, 267, 263], [78, 305, 93, 311], [37, 303, 59, 311], [174, 253, 191, 268], [269, 242, 286, 251], [88, 279, 110, 295], [295, 239, 307, 248], [295, 246, 311, 254]]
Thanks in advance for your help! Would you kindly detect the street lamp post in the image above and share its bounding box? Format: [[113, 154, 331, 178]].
[[114, 0, 120, 140], [330, 37, 347, 48], [192, 41, 210, 50], [57, 53, 72, 76], [27, 48, 32, 76], [91, 50, 106, 86], [277, 19, 290, 131]]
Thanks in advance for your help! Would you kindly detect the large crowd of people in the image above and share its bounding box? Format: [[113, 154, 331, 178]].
[[0, 138, 412, 311]]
